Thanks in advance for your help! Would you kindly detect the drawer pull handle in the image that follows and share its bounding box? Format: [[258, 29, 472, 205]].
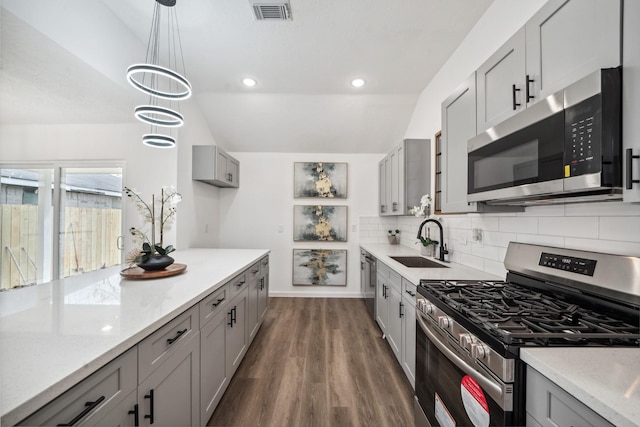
[[167, 328, 187, 345], [212, 297, 225, 307], [251, 268, 259, 274], [128, 404, 139, 426], [56, 395, 105, 426], [405, 290, 416, 297], [144, 389, 155, 424], [236, 280, 245, 287]]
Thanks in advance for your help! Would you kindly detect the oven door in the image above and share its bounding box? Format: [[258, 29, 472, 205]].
[[415, 311, 519, 427], [467, 90, 565, 203]]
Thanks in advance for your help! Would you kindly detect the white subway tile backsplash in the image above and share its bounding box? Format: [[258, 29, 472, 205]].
[[599, 217, 640, 242], [515, 233, 565, 247], [483, 259, 508, 278], [565, 201, 640, 217], [471, 244, 501, 261], [471, 217, 500, 232], [482, 231, 516, 248], [459, 253, 485, 271], [499, 217, 538, 234], [518, 204, 565, 217], [539, 217, 598, 238], [564, 237, 640, 256]]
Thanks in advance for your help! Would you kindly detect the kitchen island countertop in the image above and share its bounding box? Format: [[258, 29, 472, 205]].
[[521, 347, 640, 427], [0, 248, 269, 426]]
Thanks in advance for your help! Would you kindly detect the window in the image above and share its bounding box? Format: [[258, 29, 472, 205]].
[[0, 165, 123, 290]]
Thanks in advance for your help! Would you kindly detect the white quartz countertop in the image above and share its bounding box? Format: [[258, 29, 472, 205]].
[[521, 348, 640, 427], [359, 243, 503, 283], [0, 248, 269, 426]]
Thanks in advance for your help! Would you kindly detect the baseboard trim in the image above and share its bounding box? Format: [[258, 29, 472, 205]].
[[270, 291, 364, 298]]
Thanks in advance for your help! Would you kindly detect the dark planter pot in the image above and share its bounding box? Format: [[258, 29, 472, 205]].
[[137, 255, 175, 271]]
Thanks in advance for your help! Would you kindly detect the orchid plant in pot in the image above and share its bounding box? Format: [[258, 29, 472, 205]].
[[124, 186, 182, 271]]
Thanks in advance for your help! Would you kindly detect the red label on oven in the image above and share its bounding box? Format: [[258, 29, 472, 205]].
[[461, 375, 490, 427]]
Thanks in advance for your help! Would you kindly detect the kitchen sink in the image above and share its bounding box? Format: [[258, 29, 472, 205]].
[[389, 256, 448, 268]]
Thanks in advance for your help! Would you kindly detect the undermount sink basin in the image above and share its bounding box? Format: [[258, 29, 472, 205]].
[[389, 256, 449, 268]]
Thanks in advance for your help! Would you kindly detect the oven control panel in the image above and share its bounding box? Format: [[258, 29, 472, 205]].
[[539, 252, 597, 276]]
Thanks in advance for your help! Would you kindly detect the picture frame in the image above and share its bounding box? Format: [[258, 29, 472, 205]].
[[292, 249, 347, 286], [293, 162, 347, 198], [293, 205, 348, 242]]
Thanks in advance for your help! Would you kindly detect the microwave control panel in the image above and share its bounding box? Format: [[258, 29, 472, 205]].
[[564, 94, 601, 177]]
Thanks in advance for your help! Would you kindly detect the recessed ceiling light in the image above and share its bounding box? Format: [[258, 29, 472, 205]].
[[242, 78, 257, 87], [351, 78, 365, 88]]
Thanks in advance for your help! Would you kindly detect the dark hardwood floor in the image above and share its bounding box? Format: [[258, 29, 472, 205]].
[[207, 297, 415, 427]]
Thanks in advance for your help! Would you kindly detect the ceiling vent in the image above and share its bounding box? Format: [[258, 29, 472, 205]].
[[251, 2, 292, 21]]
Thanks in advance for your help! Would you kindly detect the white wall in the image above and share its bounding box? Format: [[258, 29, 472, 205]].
[[218, 152, 382, 297]]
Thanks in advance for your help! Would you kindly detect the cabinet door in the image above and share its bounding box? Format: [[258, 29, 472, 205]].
[[525, 0, 621, 102], [378, 160, 387, 215], [89, 389, 137, 427], [386, 285, 402, 363], [215, 150, 230, 184], [227, 157, 240, 188], [390, 147, 401, 214], [375, 272, 388, 333], [623, 0, 640, 202], [248, 275, 260, 342], [138, 334, 200, 427], [257, 257, 269, 322], [200, 309, 229, 425], [476, 27, 526, 133], [226, 287, 248, 378], [384, 155, 393, 215], [401, 294, 416, 390], [441, 73, 480, 213]]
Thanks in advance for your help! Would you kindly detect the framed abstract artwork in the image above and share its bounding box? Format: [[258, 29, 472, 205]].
[[293, 162, 347, 198], [293, 205, 347, 242], [292, 249, 347, 286]]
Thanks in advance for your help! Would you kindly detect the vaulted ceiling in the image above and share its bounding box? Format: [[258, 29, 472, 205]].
[[1, 0, 493, 153]]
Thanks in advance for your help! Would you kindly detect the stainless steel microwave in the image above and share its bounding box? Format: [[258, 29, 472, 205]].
[[467, 67, 622, 206]]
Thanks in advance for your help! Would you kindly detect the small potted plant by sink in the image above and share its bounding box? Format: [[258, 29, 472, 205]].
[[418, 235, 438, 257], [388, 229, 400, 245]]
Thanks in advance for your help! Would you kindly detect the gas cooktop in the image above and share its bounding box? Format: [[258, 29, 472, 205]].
[[418, 279, 640, 347]]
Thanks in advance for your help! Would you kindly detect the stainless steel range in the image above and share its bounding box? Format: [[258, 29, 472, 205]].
[[414, 242, 640, 427]]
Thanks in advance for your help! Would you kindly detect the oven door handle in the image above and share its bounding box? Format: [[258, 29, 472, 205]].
[[417, 313, 507, 406]]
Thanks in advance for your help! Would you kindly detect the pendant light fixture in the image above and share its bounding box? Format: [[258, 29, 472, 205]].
[[127, 0, 191, 148]]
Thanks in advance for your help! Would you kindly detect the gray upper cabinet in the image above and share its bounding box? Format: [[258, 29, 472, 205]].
[[379, 139, 430, 216], [526, 0, 621, 102], [441, 73, 479, 213], [192, 145, 240, 188], [476, 28, 527, 133], [477, 0, 621, 134], [623, 0, 640, 202]]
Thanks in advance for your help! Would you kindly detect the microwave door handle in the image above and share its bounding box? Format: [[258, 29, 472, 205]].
[[417, 313, 505, 403]]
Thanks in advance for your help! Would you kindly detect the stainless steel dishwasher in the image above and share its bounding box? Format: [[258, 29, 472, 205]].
[[360, 249, 376, 320]]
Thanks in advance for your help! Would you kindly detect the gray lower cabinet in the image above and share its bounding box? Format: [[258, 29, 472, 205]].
[[16, 256, 270, 427], [385, 271, 403, 362], [376, 263, 390, 333], [526, 366, 614, 427], [226, 284, 249, 379], [138, 332, 201, 427], [401, 278, 417, 389], [17, 347, 138, 426]]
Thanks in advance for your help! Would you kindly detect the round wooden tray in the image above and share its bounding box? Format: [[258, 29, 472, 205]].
[[120, 263, 187, 280]]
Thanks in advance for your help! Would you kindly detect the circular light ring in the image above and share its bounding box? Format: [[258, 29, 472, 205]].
[[134, 105, 184, 127], [142, 133, 176, 149], [127, 63, 192, 100]]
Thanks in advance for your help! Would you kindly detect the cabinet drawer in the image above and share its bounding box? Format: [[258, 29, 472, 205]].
[[526, 366, 614, 427], [18, 347, 137, 426], [402, 278, 417, 306], [200, 284, 229, 327], [139, 305, 199, 382], [260, 256, 269, 275], [377, 261, 390, 278], [246, 261, 261, 283], [228, 272, 248, 298]]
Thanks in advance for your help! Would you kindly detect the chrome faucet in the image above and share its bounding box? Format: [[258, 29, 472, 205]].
[[416, 218, 448, 262]]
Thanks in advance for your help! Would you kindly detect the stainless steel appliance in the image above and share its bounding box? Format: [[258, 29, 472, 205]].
[[415, 242, 639, 427], [468, 68, 622, 206], [360, 249, 376, 320]]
